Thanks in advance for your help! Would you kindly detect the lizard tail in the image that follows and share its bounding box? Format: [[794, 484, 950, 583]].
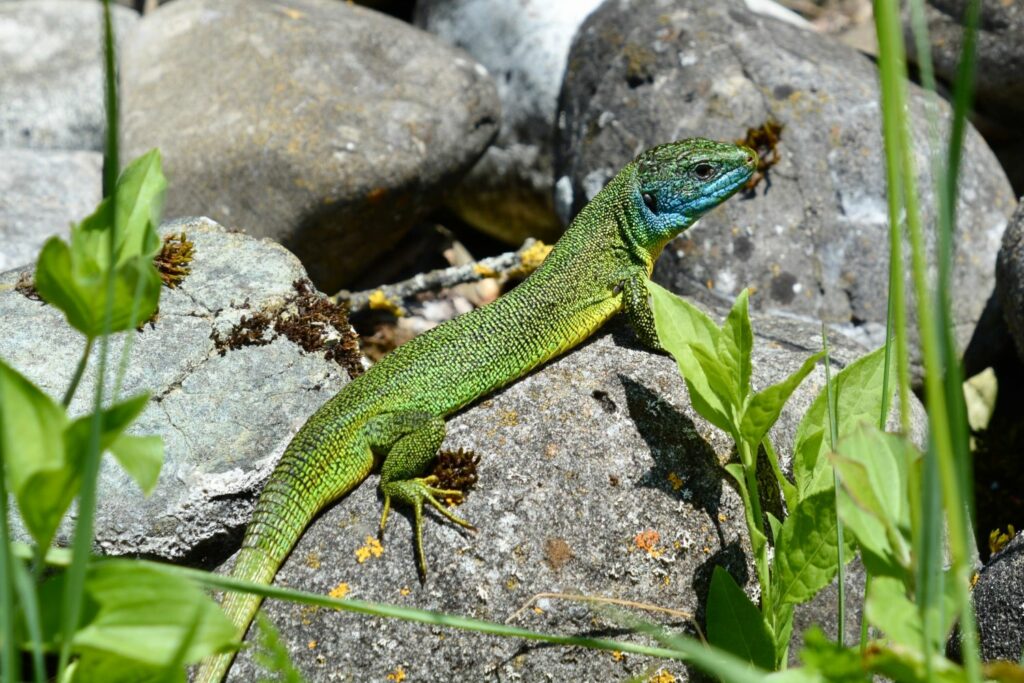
[[195, 445, 374, 682]]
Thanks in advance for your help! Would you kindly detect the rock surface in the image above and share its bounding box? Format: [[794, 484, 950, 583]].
[[120, 0, 500, 292], [556, 0, 1015, 369], [0, 217, 354, 561], [224, 313, 923, 682], [0, 149, 102, 271], [996, 201, 1024, 363], [0, 0, 137, 150], [415, 0, 604, 245], [970, 533, 1024, 662], [911, 0, 1024, 124]]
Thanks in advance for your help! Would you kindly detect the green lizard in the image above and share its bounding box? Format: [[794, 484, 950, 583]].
[[197, 138, 756, 681]]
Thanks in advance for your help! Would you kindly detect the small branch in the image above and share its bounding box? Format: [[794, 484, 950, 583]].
[[335, 239, 542, 315]]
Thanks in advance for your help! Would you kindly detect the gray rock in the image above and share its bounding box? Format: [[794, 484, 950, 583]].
[[0, 217, 355, 561], [414, 0, 604, 245], [0, 149, 102, 272], [120, 0, 500, 292], [970, 532, 1024, 661], [556, 0, 1016, 370], [996, 201, 1024, 362], [224, 312, 924, 682], [0, 0, 137, 150], [908, 1, 1024, 125]]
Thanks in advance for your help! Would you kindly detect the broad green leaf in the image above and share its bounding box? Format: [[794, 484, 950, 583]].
[[706, 566, 775, 669], [691, 343, 740, 433], [764, 669, 826, 683], [112, 149, 166, 263], [866, 576, 958, 652], [830, 425, 918, 575], [793, 345, 895, 498], [797, 627, 869, 682], [864, 641, 967, 683], [75, 150, 166, 269], [35, 240, 161, 337], [718, 289, 753, 400], [109, 435, 163, 495], [73, 561, 236, 667], [772, 490, 853, 608], [741, 351, 825, 447], [0, 359, 69, 547], [72, 652, 172, 683], [648, 280, 721, 352]]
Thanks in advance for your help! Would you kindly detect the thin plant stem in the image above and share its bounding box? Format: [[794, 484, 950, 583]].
[[873, 2, 981, 679], [821, 325, 845, 647], [58, 1, 120, 673], [62, 336, 95, 408]]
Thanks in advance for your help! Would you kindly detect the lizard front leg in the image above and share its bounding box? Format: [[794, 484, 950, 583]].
[[618, 270, 664, 352], [365, 411, 475, 575]]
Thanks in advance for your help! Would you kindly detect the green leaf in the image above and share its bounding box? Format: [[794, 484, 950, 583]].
[[830, 424, 918, 575], [772, 490, 852, 608], [706, 566, 775, 669], [73, 561, 236, 667], [112, 149, 166, 263], [35, 241, 161, 338], [793, 345, 895, 498], [648, 280, 721, 352], [865, 575, 958, 652], [109, 435, 163, 495], [741, 351, 824, 447], [0, 359, 70, 548], [691, 343, 740, 433], [253, 614, 309, 683], [718, 289, 753, 400], [797, 627, 869, 682]]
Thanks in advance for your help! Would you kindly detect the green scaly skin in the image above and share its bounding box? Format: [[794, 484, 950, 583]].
[[197, 138, 756, 682]]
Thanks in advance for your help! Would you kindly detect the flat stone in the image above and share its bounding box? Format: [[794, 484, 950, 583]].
[[120, 0, 500, 291], [0, 217, 354, 561], [0, 149, 102, 271], [224, 311, 925, 681], [0, 0, 137, 150]]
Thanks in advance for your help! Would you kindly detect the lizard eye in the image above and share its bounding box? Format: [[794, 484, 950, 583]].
[[642, 192, 657, 212], [693, 163, 716, 180]]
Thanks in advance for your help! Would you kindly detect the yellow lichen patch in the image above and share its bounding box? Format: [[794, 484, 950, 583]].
[[304, 552, 321, 569], [307, 640, 317, 649], [399, 586, 411, 597], [473, 262, 498, 278], [498, 409, 519, 427], [299, 605, 320, 626], [611, 650, 625, 662], [667, 471, 683, 491], [649, 669, 677, 683], [355, 536, 384, 563], [368, 289, 405, 317], [989, 525, 1016, 556], [718, 513, 728, 523], [506, 577, 519, 590], [517, 241, 553, 273], [634, 529, 664, 558], [386, 666, 406, 682], [328, 582, 350, 599], [532, 606, 544, 615]]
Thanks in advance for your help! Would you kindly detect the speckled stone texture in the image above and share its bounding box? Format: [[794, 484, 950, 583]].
[[0, 217, 350, 561], [996, 202, 1024, 363], [0, 0, 137, 150], [556, 0, 1015, 374], [224, 314, 924, 682], [967, 533, 1024, 661], [0, 149, 102, 271], [119, 0, 500, 291]]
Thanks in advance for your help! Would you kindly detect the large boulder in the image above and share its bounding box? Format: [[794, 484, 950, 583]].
[[996, 202, 1024, 362], [556, 0, 1015, 370], [0, 217, 359, 561], [0, 0, 137, 150], [0, 149, 102, 272], [120, 0, 500, 292], [223, 313, 924, 681]]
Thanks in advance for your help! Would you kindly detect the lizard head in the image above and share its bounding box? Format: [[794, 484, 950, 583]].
[[630, 138, 757, 253]]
